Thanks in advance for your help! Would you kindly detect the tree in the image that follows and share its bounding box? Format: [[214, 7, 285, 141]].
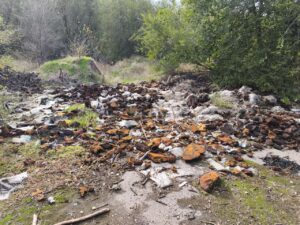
[[138, 0, 300, 99], [135, 2, 200, 71], [19, 0, 65, 63], [0, 16, 20, 55], [97, 0, 154, 62]]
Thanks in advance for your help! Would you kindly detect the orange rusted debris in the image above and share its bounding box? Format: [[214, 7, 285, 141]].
[[199, 171, 220, 192], [268, 130, 276, 140], [147, 152, 176, 163], [242, 128, 250, 137], [217, 134, 234, 145], [182, 143, 206, 161], [31, 189, 45, 201], [148, 137, 172, 147]]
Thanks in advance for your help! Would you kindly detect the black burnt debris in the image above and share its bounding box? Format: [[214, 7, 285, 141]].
[[0, 67, 42, 93]]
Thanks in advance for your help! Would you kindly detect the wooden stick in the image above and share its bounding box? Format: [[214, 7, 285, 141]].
[[32, 214, 38, 225], [139, 149, 152, 161], [139, 121, 148, 139], [53, 208, 110, 225]]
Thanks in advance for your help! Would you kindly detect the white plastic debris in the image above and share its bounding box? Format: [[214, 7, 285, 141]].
[[12, 135, 32, 144], [47, 196, 55, 204], [151, 172, 173, 188], [207, 159, 228, 171], [0, 172, 28, 201], [118, 120, 138, 128]]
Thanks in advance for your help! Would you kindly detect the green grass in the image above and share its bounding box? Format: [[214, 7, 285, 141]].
[[0, 188, 76, 225], [210, 93, 235, 109], [64, 104, 99, 128], [46, 145, 85, 159], [103, 56, 163, 84], [64, 103, 86, 113], [39, 56, 100, 83], [209, 161, 300, 225], [0, 55, 37, 72]]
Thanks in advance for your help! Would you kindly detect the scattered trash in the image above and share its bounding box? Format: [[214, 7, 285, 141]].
[[47, 196, 55, 204], [0, 172, 28, 200]]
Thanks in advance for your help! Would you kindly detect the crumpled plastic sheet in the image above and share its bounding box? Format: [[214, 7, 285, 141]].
[[0, 172, 28, 200]]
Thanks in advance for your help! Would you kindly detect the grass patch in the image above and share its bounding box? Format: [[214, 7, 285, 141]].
[[39, 56, 101, 83], [210, 93, 235, 109], [64, 103, 86, 113], [102, 56, 163, 84], [0, 55, 37, 72], [64, 104, 98, 128], [0, 142, 40, 176], [47, 145, 85, 159], [0, 188, 76, 225], [209, 162, 300, 225]]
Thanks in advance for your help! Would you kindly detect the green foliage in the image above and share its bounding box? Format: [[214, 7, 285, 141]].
[[135, 3, 200, 71], [138, 0, 300, 100], [97, 0, 154, 62], [0, 16, 20, 55]]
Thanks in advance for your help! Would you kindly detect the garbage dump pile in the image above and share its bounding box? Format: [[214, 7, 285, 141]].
[[0, 67, 42, 93], [0, 73, 299, 196]]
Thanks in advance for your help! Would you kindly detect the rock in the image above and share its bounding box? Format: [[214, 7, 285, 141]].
[[182, 144, 206, 161], [263, 95, 277, 105], [220, 123, 235, 135], [186, 94, 199, 108], [249, 93, 260, 105], [196, 114, 224, 122], [238, 86, 252, 98], [199, 171, 220, 192], [198, 93, 209, 103], [271, 106, 286, 113], [200, 106, 219, 115], [118, 120, 138, 128]]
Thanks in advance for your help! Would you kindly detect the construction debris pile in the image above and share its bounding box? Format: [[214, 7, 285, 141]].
[[0, 74, 300, 196], [0, 67, 42, 93]]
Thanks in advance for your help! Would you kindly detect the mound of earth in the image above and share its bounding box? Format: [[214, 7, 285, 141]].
[[39, 56, 103, 84]]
